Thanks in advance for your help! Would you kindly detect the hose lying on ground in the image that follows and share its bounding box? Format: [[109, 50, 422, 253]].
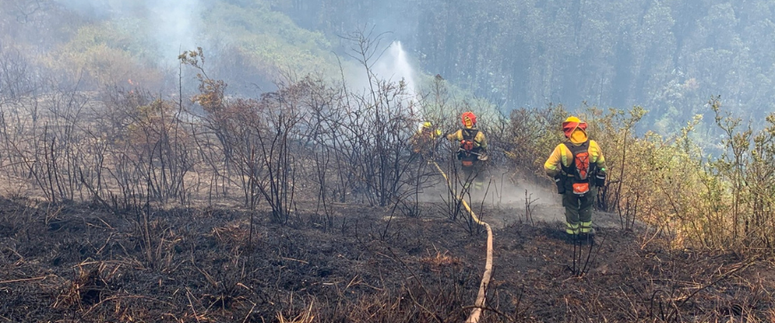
[[430, 160, 493, 323]]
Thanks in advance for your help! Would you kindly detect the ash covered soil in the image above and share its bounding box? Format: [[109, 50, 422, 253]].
[[0, 195, 773, 322]]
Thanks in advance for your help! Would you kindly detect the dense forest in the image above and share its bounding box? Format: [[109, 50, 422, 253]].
[[273, 0, 775, 134], [3, 0, 774, 134]]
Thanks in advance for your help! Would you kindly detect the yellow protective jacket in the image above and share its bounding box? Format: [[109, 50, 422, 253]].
[[447, 128, 487, 150], [410, 128, 440, 153], [544, 129, 606, 178]]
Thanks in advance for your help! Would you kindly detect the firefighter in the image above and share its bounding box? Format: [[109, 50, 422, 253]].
[[410, 121, 442, 159], [544, 116, 606, 242], [447, 111, 488, 191]]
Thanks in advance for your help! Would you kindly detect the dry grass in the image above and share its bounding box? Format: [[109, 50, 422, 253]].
[[277, 300, 316, 323], [420, 249, 462, 269], [2, 192, 774, 322], [54, 262, 110, 310]]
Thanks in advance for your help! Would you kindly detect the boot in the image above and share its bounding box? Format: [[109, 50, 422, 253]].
[[578, 232, 595, 245]]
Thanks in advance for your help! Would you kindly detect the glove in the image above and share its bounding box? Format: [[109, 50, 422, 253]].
[[554, 174, 565, 194], [595, 172, 606, 187], [477, 151, 489, 161]]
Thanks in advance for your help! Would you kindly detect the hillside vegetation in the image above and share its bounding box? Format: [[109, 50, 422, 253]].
[[1, 0, 342, 94], [275, 0, 775, 134], [1, 0, 774, 321]]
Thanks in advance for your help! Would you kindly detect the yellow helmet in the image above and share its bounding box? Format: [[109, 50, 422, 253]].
[[564, 116, 581, 124], [421, 121, 441, 136]]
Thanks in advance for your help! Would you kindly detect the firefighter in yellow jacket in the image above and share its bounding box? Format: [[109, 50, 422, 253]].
[[447, 111, 488, 191], [544, 116, 606, 241], [410, 121, 442, 159]]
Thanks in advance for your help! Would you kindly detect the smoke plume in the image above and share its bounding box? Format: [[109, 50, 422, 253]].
[[54, 0, 204, 67]]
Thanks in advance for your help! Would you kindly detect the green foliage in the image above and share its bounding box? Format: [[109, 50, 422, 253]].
[[703, 97, 775, 250], [275, 0, 775, 136], [202, 1, 339, 79], [63, 19, 152, 58], [594, 100, 775, 252], [49, 20, 162, 87], [9, 0, 343, 90], [500, 105, 566, 176], [495, 100, 774, 254]]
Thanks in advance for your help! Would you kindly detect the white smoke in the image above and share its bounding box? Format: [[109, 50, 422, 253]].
[[54, 0, 203, 67], [147, 0, 201, 66]]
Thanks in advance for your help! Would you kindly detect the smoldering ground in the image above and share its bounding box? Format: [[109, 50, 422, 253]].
[[411, 166, 564, 223], [411, 165, 625, 230]]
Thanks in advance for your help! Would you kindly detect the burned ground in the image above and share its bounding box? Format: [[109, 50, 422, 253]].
[[0, 196, 773, 322]]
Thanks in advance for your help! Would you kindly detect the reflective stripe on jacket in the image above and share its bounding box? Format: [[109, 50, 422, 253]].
[[544, 130, 606, 178], [447, 128, 487, 150]]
